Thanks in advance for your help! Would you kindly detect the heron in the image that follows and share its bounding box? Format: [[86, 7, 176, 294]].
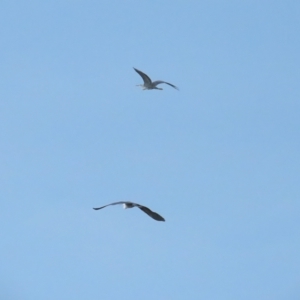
[[134, 67, 179, 91], [93, 201, 165, 222]]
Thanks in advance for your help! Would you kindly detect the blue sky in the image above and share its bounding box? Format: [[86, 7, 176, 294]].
[[1, 1, 300, 299]]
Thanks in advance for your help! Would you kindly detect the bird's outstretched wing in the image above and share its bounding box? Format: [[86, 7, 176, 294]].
[[152, 80, 179, 90], [137, 205, 165, 221], [93, 201, 165, 222], [133, 68, 152, 85], [93, 201, 127, 210]]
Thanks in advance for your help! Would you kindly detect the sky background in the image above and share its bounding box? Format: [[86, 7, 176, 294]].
[[1, 1, 300, 299]]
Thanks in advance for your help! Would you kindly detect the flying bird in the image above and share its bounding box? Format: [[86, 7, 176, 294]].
[[93, 201, 165, 222], [134, 67, 179, 91]]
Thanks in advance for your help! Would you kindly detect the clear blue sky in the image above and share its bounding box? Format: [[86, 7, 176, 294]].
[[1, 1, 299, 299]]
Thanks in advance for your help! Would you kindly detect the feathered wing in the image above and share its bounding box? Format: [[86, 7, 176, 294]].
[[133, 68, 152, 85], [137, 205, 165, 221], [93, 201, 127, 210], [93, 201, 165, 222], [152, 80, 179, 90]]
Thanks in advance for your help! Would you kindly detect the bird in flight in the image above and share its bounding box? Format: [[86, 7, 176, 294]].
[[134, 68, 179, 91], [93, 201, 165, 222]]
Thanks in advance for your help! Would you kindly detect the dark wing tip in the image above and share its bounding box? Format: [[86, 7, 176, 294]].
[[138, 206, 166, 222], [166, 82, 179, 90], [154, 214, 165, 222], [156, 215, 165, 222], [149, 213, 165, 221]]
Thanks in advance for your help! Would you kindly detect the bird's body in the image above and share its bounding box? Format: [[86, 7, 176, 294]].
[[93, 201, 165, 222], [134, 68, 178, 91]]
